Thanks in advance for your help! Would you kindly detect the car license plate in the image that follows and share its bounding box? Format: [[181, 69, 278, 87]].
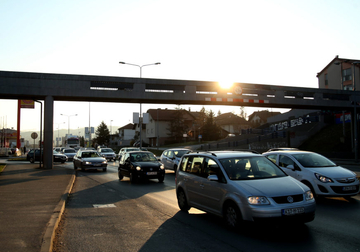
[[147, 171, 157, 175], [343, 186, 356, 191], [94, 164, 101, 166], [282, 207, 304, 216]]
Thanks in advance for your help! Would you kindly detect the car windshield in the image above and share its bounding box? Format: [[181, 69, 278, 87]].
[[101, 148, 113, 153], [124, 148, 139, 153], [81, 152, 101, 158], [130, 153, 157, 162], [65, 149, 76, 153], [174, 150, 190, 157], [53, 150, 59, 154], [292, 153, 336, 167], [220, 156, 287, 180]]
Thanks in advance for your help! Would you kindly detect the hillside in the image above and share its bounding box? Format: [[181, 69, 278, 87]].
[[299, 122, 354, 158]]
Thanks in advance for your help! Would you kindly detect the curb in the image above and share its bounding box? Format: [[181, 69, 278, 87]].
[[40, 172, 76, 252]]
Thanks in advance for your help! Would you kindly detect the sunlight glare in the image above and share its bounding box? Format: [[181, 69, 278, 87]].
[[218, 81, 234, 89]]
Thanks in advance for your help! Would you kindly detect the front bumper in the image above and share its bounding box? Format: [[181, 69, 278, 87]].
[[134, 170, 165, 180], [241, 199, 316, 223], [314, 181, 360, 197], [81, 164, 107, 170]]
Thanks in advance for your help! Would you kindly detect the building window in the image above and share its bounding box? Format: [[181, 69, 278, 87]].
[[325, 74, 328, 86], [344, 85, 353, 91], [342, 68, 352, 82]]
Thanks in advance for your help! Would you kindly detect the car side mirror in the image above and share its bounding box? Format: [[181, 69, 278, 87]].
[[207, 174, 219, 181], [286, 164, 297, 171]]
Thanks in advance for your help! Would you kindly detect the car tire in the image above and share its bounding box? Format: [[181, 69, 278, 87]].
[[29, 157, 34, 163], [158, 175, 164, 183], [118, 170, 123, 180], [73, 163, 77, 170], [224, 202, 242, 229], [103, 168, 107, 172], [130, 172, 137, 183], [177, 189, 190, 212], [173, 165, 177, 171]]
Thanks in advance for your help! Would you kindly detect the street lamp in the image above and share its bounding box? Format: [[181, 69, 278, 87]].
[[119, 61, 161, 148], [352, 61, 360, 162], [119, 62, 160, 78], [60, 114, 78, 135], [54, 122, 65, 147]]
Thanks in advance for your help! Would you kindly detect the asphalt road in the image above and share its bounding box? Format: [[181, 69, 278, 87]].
[[51, 161, 360, 252]]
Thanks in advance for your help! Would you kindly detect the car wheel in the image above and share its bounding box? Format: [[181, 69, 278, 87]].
[[130, 172, 137, 183], [118, 170, 123, 180], [158, 175, 164, 183], [29, 157, 34, 163], [73, 163, 77, 170], [103, 167, 107, 172], [177, 189, 190, 212], [224, 202, 242, 229], [173, 165, 177, 171]]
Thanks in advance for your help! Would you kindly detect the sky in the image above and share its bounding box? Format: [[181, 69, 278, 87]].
[[1, 0, 360, 135]]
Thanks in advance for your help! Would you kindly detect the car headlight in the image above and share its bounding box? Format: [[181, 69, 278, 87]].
[[160, 164, 165, 169], [85, 161, 91, 165], [248, 196, 270, 205], [315, 173, 333, 183], [136, 166, 141, 171], [102, 160, 107, 164], [305, 190, 314, 201]]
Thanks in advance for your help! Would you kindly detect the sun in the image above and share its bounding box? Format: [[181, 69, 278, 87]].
[[218, 81, 234, 89]]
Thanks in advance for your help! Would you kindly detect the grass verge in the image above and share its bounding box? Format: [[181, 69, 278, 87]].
[[0, 164, 5, 174]]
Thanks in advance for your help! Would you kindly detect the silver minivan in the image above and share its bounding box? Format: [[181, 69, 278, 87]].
[[175, 151, 316, 228]]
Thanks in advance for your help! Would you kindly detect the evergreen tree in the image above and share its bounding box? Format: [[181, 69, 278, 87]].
[[202, 110, 221, 141], [195, 107, 207, 137], [95, 121, 110, 146], [167, 107, 189, 142]]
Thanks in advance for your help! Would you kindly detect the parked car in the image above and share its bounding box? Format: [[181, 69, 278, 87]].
[[98, 147, 116, 161], [73, 150, 107, 171], [61, 148, 77, 160], [27, 149, 68, 163], [53, 147, 61, 152], [160, 148, 191, 170], [263, 150, 360, 199], [116, 147, 141, 161], [175, 151, 316, 229], [118, 151, 165, 183]]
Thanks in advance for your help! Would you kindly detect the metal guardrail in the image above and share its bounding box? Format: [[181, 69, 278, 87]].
[[200, 132, 287, 151]]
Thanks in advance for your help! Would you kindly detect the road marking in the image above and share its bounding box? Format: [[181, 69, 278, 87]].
[[93, 204, 116, 208]]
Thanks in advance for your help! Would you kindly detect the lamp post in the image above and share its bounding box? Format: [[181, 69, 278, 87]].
[[60, 114, 78, 135], [119, 61, 161, 148], [352, 62, 360, 162], [55, 122, 65, 147]]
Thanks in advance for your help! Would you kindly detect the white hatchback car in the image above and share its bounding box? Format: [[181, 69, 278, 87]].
[[263, 150, 360, 199]]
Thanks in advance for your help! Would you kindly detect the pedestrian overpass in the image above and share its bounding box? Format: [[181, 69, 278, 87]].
[[1, 70, 359, 168]]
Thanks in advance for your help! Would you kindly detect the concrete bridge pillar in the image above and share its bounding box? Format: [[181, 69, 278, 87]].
[[44, 96, 54, 169]]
